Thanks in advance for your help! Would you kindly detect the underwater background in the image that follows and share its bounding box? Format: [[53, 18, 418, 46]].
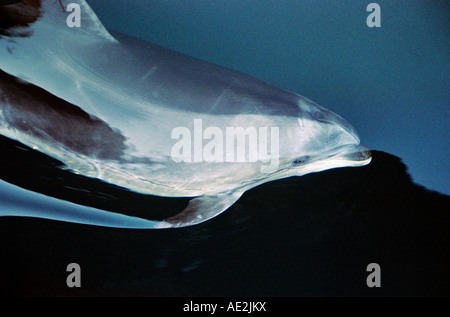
[[0, 0, 449, 297]]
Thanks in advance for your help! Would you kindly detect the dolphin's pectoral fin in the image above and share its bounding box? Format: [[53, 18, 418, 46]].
[[156, 191, 244, 228]]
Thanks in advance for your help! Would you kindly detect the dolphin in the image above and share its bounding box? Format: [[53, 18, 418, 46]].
[[0, 0, 371, 228]]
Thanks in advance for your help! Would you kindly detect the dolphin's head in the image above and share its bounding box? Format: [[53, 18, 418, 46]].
[[278, 97, 371, 177]]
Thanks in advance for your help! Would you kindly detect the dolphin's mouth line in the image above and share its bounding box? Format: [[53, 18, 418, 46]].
[[291, 144, 372, 167], [330, 144, 372, 163]]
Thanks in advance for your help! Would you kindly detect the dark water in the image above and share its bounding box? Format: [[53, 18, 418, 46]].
[[0, 135, 449, 296]]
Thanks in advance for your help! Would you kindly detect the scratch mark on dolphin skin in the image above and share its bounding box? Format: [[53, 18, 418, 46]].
[[56, 0, 64, 12]]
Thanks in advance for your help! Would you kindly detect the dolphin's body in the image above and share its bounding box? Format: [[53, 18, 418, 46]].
[[0, 0, 371, 228]]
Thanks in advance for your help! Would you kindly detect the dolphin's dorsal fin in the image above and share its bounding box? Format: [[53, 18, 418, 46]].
[[0, 0, 117, 42]]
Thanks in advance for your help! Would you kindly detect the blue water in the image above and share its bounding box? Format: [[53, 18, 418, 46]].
[[90, 0, 449, 195]]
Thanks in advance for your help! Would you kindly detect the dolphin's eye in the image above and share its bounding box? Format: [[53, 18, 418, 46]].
[[311, 110, 330, 123], [292, 156, 310, 165]]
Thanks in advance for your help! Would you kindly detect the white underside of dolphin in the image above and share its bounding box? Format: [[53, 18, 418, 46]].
[[0, 0, 371, 228]]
